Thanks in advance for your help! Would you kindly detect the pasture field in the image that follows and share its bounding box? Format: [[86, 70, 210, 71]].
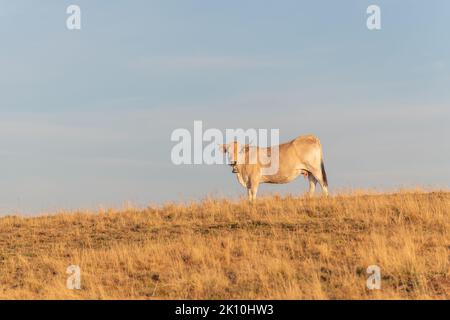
[[0, 191, 448, 299]]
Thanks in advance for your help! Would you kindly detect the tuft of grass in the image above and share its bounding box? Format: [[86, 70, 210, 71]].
[[0, 190, 448, 299]]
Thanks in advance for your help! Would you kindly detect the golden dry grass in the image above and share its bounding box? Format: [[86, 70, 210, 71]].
[[0, 191, 448, 300]]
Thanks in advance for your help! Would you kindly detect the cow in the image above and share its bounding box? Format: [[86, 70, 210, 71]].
[[220, 135, 328, 201]]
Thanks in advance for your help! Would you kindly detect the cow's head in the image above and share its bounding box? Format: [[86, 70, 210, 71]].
[[219, 141, 242, 173]]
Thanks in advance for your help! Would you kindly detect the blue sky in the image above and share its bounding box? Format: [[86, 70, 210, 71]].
[[0, 1, 449, 214]]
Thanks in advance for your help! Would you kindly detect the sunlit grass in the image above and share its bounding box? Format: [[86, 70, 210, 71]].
[[0, 190, 448, 299]]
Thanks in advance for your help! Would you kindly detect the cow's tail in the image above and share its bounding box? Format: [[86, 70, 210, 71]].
[[321, 159, 328, 187]]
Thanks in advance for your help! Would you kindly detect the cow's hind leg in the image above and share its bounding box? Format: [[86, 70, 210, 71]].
[[307, 173, 317, 197], [321, 183, 329, 197], [310, 169, 329, 197]]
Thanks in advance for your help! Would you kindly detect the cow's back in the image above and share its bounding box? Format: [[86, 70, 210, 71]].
[[290, 134, 322, 163], [264, 135, 321, 178], [280, 134, 319, 160]]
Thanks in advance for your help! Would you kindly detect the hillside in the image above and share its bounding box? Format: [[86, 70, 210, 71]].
[[0, 191, 448, 299]]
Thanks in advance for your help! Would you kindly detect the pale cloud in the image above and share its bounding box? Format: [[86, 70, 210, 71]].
[[130, 55, 302, 71]]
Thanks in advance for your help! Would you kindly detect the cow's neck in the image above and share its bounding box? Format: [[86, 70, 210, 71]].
[[234, 169, 247, 188]]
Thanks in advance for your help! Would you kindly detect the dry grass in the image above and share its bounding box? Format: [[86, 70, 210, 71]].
[[0, 191, 448, 300]]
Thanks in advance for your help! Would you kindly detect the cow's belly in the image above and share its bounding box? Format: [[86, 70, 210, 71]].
[[263, 170, 302, 184], [267, 176, 296, 184]]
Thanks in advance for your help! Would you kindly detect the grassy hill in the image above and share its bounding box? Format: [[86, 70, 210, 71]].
[[0, 191, 448, 299]]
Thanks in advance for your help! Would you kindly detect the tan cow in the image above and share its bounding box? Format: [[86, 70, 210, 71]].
[[220, 135, 328, 201]]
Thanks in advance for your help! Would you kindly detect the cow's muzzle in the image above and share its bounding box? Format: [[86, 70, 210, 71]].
[[228, 161, 238, 173]]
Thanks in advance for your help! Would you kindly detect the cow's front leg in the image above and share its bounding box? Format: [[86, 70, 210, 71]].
[[251, 184, 259, 202], [247, 187, 258, 202], [247, 188, 253, 202], [247, 180, 259, 202]]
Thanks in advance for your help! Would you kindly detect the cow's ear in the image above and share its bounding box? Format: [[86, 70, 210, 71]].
[[219, 144, 228, 153]]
